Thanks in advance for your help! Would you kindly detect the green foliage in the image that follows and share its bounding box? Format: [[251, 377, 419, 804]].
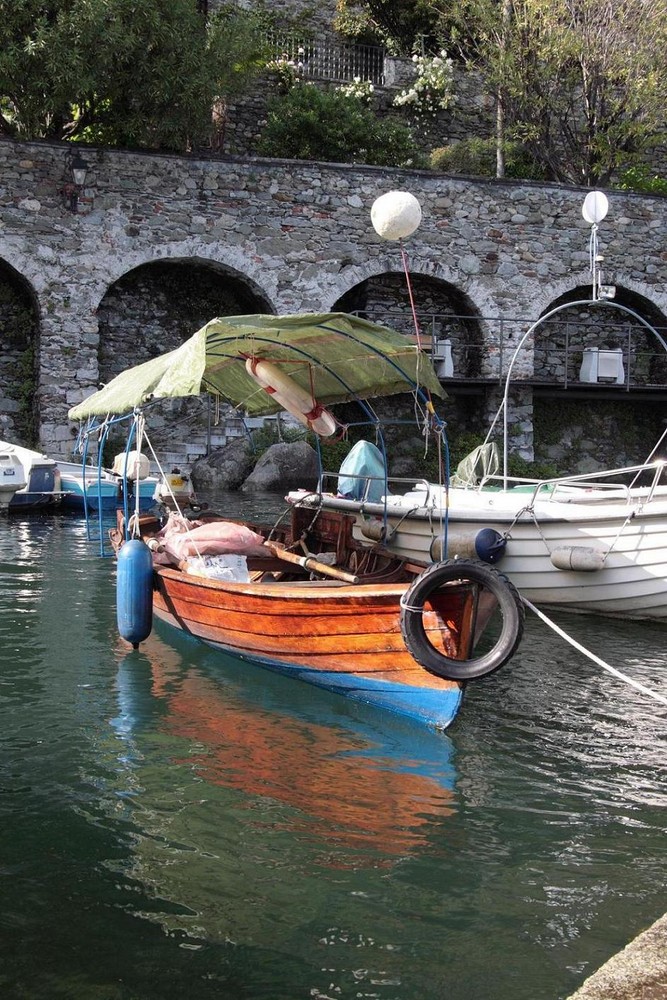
[[0, 0, 267, 150], [249, 422, 306, 456], [15, 345, 36, 446], [453, 0, 667, 186], [257, 84, 424, 167], [616, 164, 667, 196], [430, 137, 545, 179], [333, 0, 448, 55], [318, 436, 354, 473], [505, 454, 559, 480]]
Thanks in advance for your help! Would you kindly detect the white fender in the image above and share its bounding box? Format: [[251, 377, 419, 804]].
[[112, 450, 150, 480], [550, 546, 606, 572], [246, 358, 337, 437]]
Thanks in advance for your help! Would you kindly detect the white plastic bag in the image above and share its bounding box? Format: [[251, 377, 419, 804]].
[[184, 554, 249, 582]]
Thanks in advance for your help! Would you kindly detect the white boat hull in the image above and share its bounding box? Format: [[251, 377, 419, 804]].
[[289, 487, 667, 620]]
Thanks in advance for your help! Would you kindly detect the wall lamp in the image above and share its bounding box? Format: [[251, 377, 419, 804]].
[[63, 151, 90, 213]]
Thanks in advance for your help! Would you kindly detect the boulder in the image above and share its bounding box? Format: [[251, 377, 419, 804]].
[[191, 437, 254, 491], [241, 441, 319, 493]]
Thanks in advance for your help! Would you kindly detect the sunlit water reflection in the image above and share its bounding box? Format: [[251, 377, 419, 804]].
[[0, 501, 665, 1000]]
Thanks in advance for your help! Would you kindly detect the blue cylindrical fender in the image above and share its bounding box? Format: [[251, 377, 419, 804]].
[[116, 539, 153, 648], [474, 527, 507, 564], [431, 527, 507, 564]]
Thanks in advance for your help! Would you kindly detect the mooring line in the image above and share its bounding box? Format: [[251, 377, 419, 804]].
[[522, 597, 667, 708]]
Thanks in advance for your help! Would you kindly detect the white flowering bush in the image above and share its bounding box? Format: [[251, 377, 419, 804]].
[[337, 77, 375, 105], [266, 49, 305, 94], [393, 51, 455, 118]]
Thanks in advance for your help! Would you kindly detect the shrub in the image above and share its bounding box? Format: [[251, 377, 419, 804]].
[[249, 422, 306, 455], [616, 165, 667, 196], [430, 138, 545, 180], [257, 84, 424, 167]]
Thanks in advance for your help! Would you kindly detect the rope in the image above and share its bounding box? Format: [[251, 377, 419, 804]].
[[132, 413, 145, 529], [522, 598, 667, 708]]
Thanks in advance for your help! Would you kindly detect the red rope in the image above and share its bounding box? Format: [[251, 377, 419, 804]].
[[401, 243, 423, 349]]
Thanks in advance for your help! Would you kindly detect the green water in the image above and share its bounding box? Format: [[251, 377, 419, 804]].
[[0, 509, 665, 999]]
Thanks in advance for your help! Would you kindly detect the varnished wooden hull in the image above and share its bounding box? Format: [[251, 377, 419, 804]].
[[153, 567, 465, 730]]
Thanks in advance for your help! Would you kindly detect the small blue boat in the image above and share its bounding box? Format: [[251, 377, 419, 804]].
[[58, 460, 160, 513]]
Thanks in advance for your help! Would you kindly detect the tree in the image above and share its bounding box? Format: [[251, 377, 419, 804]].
[[451, 0, 667, 186], [334, 0, 443, 53], [0, 0, 267, 151]]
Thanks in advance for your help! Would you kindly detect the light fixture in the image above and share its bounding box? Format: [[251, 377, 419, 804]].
[[582, 190, 609, 300], [64, 150, 90, 213]]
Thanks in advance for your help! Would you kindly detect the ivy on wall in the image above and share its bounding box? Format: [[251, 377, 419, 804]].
[[0, 271, 38, 445]]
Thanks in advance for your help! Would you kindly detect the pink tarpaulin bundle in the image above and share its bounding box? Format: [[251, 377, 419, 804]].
[[153, 513, 268, 564]]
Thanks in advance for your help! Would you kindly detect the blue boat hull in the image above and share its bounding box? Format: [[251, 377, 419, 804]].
[[60, 477, 157, 513], [151, 570, 465, 731]]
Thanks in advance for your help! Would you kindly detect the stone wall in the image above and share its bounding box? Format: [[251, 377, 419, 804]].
[[1, 137, 667, 469], [217, 0, 338, 35]]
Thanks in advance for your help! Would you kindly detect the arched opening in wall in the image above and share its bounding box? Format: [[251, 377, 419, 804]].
[[535, 284, 667, 386], [333, 273, 490, 466], [0, 261, 40, 446], [335, 272, 484, 378], [532, 285, 667, 471], [96, 259, 273, 464]]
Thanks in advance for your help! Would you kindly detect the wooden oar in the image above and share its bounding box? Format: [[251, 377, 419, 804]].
[[263, 541, 360, 584]]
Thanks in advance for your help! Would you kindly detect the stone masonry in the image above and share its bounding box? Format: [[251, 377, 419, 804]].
[[1, 138, 667, 463]]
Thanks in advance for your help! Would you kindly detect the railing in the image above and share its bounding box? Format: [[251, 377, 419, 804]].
[[265, 32, 386, 85], [361, 310, 667, 389]]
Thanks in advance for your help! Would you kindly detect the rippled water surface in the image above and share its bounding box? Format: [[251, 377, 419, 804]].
[[0, 500, 666, 1000]]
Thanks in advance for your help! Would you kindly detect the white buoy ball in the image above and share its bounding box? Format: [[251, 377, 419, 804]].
[[370, 190, 422, 241], [582, 190, 609, 225]]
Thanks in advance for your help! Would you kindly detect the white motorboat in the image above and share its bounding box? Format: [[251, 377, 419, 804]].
[[0, 444, 28, 509], [288, 450, 667, 620], [0, 441, 65, 511]]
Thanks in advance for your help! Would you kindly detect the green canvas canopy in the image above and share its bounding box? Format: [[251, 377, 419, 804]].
[[68, 313, 444, 421]]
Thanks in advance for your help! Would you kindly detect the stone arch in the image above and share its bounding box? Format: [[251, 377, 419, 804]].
[[0, 258, 41, 445], [536, 283, 667, 387], [327, 262, 497, 450], [331, 264, 486, 379], [94, 256, 275, 463], [97, 256, 274, 386], [89, 245, 277, 317], [519, 283, 667, 471]]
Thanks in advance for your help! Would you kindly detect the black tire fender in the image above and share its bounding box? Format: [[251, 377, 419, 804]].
[[400, 559, 525, 681]]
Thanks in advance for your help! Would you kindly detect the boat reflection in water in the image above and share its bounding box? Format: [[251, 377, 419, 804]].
[[111, 629, 458, 868]]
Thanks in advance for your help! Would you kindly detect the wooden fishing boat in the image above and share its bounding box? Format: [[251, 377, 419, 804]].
[[109, 502, 523, 730], [70, 312, 526, 729]]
